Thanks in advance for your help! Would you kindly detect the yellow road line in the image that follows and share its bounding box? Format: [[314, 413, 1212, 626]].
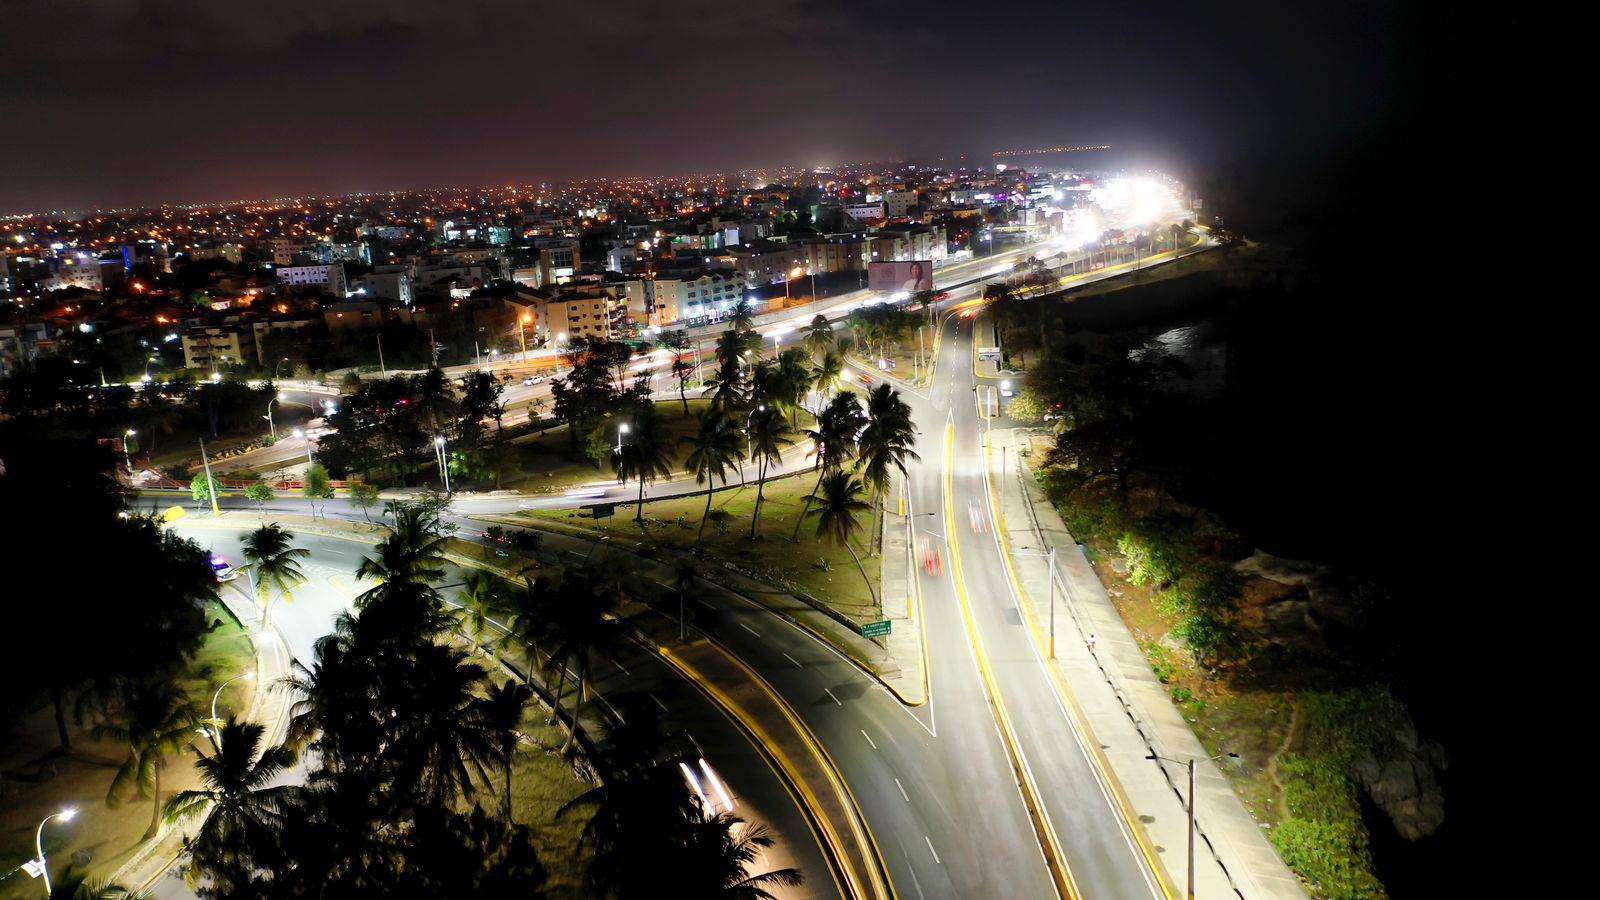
[[180, 513, 898, 899], [980, 432, 1179, 899], [942, 423, 1078, 900], [664, 642, 899, 900], [659, 644, 857, 900]]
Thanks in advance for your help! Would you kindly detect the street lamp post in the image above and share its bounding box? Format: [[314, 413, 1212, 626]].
[[433, 435, 451, 494], [1015, 545, 1060, 658], [121, 427, 137, 459], [615, 422, 630, 460], [784, 266, 803, 306], [265, 391, 287, 443], [209, 672, 256, 748], [292, 429, 315, 471], [32, 808, 76, 894], [1146, 751, 1242, 900], [274, 357, 291, 380]]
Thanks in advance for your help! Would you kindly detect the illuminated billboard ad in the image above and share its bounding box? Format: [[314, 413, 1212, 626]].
[[868, 260, 934, 294]]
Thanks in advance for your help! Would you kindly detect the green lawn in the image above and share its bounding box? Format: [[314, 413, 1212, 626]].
[[499, 468, 884, 623], [494, 398, 819, 498], [470, 664, 594, 899], [0, 599, 254, 897]]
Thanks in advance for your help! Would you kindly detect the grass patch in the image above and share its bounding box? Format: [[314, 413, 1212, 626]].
[[0, 599, 253, 897], [501, 470, 883, 623], [497, 398, 800, 496]]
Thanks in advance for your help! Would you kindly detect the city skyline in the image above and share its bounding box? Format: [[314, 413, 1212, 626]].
[[0, 0, 1406, 213]]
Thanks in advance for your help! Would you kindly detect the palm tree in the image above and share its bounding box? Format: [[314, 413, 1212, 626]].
[[498, 573, 557, 689], [682, 412, 743, 541], [678, 811, 804, 899], [803, 314, 833, 359], [774, 349, 813, 426], [385, 642, 503, 806], [728, 297, 754, 332], [560, 697, 698, 897], [702, 360, 748, 417], [478, 680, 530, 821], [811, 350, 844, 406], [164, 717, 295, 889], [791, 392, 866, 541], [412, 366, 460, 437], [612, 412, 674, 521], [745, 407, 792, 539], [94, 680, 199, 839], [540, 568, 631, 753], [355, 502, 449, 607], [46, 870, 148, 899], [454, 569, 508, 653], [805, 471, 878, 608], [242, 523, 309, 626], [859, 384, 920, 554]]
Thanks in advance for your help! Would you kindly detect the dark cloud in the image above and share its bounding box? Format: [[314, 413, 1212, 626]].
[[0, 0, 1410, 211]]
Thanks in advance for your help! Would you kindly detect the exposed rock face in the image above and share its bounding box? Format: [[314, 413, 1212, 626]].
[[1238, 550, 1448, 840], [1234, 551, 1349, 656], [1351, 723, 1448, 840]]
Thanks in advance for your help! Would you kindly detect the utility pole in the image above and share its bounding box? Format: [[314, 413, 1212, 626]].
[[1047, 545, 1057, 658], [429, 328, 439, 367], [198, 439, 220, 517], [377, 333, 387, 377]]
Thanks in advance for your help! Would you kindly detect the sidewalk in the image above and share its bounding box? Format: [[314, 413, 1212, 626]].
[[110, 579, 296, 893], [875, 470, 926, 705], [986, 428, 1306, 900]]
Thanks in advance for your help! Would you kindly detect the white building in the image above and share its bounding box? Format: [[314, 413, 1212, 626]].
[[356, 268, 413, 305], [844, 203, 886, 224], [274, 263, 348, 296], [884, 190, 918, 217]]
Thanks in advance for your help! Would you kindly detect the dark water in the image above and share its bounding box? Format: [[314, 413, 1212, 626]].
[[1052, 268, 1459, 895]]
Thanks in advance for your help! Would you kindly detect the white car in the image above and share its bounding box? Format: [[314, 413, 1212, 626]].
[[521, 375, 545, 386], [210, 555, 238, 582]]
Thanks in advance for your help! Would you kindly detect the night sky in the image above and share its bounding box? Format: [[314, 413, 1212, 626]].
[[0, 0, 1414, 213]]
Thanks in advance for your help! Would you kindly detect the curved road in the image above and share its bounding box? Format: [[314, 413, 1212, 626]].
[[147, 229, 1213, 899]]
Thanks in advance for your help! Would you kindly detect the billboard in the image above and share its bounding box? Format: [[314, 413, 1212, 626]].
[[868, 260, 934, 294]]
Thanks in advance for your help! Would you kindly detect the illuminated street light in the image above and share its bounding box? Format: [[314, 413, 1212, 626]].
[[292, 428, 314, 468], [265, 391, 287, 443], [208, 672, 255, 748], [433, 435, 451, 493], [30, 808, 76, 894]]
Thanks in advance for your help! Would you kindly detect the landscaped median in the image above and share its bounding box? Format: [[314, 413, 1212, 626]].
[[479, 466, 928, 706], [182, 510, 894, 899]]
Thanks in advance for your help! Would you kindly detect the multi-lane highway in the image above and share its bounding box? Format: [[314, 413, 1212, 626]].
[[146, 228, 1216, 898]]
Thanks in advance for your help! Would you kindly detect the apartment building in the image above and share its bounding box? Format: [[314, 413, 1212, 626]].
[[181, 325, 256, 370], [275, 263, 348, 296]]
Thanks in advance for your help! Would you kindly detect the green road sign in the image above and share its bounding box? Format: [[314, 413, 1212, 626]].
[[862, 619, 892, 638]]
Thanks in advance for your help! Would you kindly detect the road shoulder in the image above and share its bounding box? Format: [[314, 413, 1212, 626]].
[[986, 427, 1307, 900]]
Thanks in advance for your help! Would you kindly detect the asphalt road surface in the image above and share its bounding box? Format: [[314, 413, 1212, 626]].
[[140, 230, 1212, 898]]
